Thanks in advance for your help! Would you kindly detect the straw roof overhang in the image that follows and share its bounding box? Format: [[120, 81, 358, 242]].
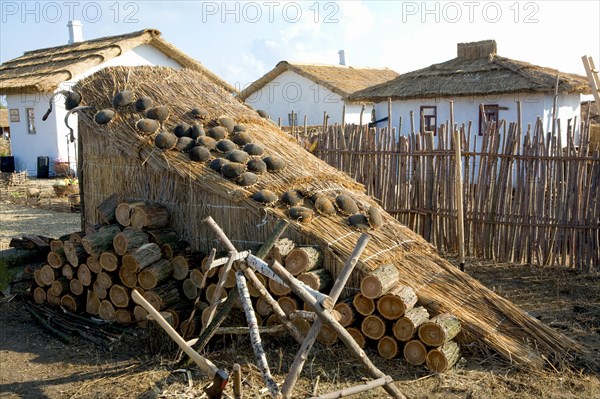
[[0, 29, 236, 95], [0, 109, 8, 128], [239, 61, 398, 101], [348, 55, 591, 102]]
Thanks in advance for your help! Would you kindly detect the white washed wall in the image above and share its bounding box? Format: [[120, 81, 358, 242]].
[[243, 70, 374, 126], [372, 92, 582, 150]]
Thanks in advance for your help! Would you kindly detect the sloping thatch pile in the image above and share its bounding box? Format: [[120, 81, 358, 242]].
[[239, 61, 399, 101], [75, 66, 579, 369], [349, 50, 590, 102], [0, 29, 235, 94]]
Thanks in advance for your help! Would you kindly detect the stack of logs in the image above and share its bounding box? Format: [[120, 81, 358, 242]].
[[339, 263, 463, 373], [26, 196, 462, 373]]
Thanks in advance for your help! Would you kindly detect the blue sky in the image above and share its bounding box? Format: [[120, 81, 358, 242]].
[[1, 0, 599, 90]]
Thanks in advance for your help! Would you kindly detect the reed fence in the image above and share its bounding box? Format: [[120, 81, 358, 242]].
[[290, 115, 599, 272]]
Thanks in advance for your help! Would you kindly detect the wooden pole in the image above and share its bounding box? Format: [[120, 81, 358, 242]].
[[310, 376, 392, 399], [236, 271, 281, 398], [202, 251, 236, 330], [233, 363, 243, 399], [453, 126, 466, 271], [131, 290, 222, 378], [270, 261, 405, 399]]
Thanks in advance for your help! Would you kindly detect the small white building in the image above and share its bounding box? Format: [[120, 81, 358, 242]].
[[348, 40, 591, 150], [0, 23, 235, 176], [239, 61, 398, 127]]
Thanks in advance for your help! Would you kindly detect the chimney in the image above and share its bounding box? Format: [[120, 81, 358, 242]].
[[457, 40, 497, 59], [67, 20, 83, 44], [338, 50, 346, 66]]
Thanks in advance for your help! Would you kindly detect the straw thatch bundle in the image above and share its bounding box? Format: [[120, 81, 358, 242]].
[[74, 66, 578, 368]]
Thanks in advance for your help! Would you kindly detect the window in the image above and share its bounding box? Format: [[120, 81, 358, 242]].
[[420, 106, 437, 135], [26, 108, 36, 134], [479, 104, 499, 136], [288, 112, 297, 126]]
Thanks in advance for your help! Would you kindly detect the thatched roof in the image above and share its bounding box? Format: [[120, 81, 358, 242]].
[[349, 40, 590, 102], [75, 65, 579, 369], [239, 61, 398, 101], [0, 29, 236, 94], [0, 109, 8, 128]]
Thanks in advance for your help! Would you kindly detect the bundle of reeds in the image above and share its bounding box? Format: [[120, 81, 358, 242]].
[[70, 65, 581, 368]]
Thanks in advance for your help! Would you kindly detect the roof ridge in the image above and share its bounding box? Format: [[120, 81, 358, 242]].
[[20, 29, 160, 57]]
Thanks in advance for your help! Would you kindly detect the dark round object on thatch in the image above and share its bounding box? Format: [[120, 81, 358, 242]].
[[367, 206, 383, 229], [243, 143, 264, 156], [155, 132, 177, 150], [189, 146, 211, 163], [216, 139, 237, 153], [281, 190, 304, 207], [252, 190, 278, 205], [64, 91, 82, 110], [348, 214, 370, 230], [146, 106, 169, 122], [335, 194, 359, 216], [219, 117, 236, 133], [257, 109, 269, 118], [134, 96, 153, 112], [209, 158, 230, 173], [263, 155, 286, 173], [221, 162, 246, 179], [233, 124, 247, 133], [190, 124, 205, 139], [235, 172, 258, 187], [113, 90, 135, 107], [174, 122, 192, 138], [247, 159, 267, 174], [190, 107, 209, 119], [94, 109, 115, 125], [226, 150, 249, 164], [135, 118, 159, 134], [232, 132, 253, 146], [208, 126, 227, 140], [315, 196, 336, 216], [196, 136, 217, 150], [289, 206, 314, 224], [176, 137, 195, 152]]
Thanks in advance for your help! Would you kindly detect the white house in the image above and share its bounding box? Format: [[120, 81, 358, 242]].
[[239, 61, 398, 127], [348, 40, 591, 150], [0, 23, 236, 176]]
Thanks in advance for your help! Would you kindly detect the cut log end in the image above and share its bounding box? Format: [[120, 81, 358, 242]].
[[404, 339, 427, 365], [377, 336, 400, 360], [426, 341, 461, 373]]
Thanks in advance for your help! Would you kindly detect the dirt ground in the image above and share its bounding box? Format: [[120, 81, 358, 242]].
[[1, 186, 599, 398]]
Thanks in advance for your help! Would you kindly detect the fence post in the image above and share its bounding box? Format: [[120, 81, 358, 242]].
[[453, 128, 466, 271]]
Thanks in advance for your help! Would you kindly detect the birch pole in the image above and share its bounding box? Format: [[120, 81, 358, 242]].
[[236, 271, 281, 399]]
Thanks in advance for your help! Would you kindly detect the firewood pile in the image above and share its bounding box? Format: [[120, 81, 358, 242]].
[[22, 196, 462, 376]]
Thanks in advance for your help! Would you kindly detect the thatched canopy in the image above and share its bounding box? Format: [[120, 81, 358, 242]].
[[0, 29, 236, 94], [349, 40, 590, 102], [239, 61, 398, 101], [75, 65, 578, 369]]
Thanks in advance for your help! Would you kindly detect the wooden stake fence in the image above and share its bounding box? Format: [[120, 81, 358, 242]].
[[297, 119, 599, 271]]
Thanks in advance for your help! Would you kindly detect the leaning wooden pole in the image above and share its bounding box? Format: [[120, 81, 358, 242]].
[[269, 262, 405, 399], [131, 290, 221, 378], [236, 271, 281, 399], [453, 122, 466, 271], [281, 234, 370, 398]]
